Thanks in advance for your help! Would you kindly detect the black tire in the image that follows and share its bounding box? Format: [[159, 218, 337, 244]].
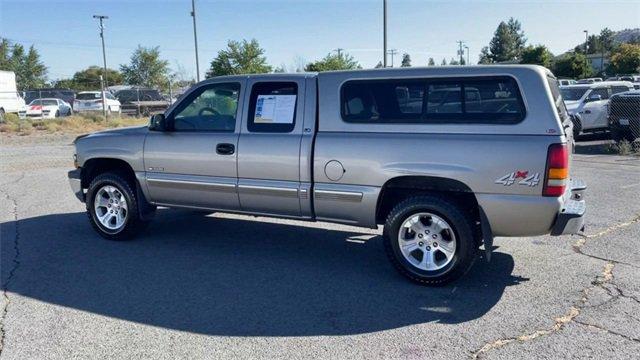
[[571, 115, 582, 139], [0, 108, 5, 122], [55, 110, 60, 118], [86, 172, 146, 241], [383, 195, 478, 286], [611, 125, 633, 143]]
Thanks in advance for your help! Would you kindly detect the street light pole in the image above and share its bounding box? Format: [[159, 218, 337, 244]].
[[464, 45, 470, 65], [191, 0, 201, 82], [583, 30, 589, 53], [457, 40, 465, 65], [93, 15, 109, 118], [383, 0, 387, 67]]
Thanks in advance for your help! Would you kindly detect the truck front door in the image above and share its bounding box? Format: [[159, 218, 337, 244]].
[[143, 81, 245, 210], [581, 88, 610, 130]]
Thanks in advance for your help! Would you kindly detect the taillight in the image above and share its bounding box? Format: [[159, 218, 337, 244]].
[[543, 143, 569, 197]]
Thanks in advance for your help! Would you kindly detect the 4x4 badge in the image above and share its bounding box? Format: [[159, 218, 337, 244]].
[[495, 171, 540, 187]]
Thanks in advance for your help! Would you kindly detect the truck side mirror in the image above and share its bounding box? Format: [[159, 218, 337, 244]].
[[149, 114, 167, 131]]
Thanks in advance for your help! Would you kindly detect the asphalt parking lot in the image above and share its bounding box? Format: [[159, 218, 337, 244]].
[[1, 134, 639, 359]]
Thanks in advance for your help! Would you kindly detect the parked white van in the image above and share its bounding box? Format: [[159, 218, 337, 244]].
[[560, 81, 634, 134], [0, 70, 26, 121]]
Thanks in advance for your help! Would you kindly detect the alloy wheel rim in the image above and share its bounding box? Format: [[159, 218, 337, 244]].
[[94, 185, 128, 231], [397, 212, 457, 271]]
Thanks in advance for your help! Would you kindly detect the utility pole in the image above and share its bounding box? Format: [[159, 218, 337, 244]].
[[383, 0, 387, 67], [457, 40, 465, 65], [387, 49, 398, 67], [191, 0, 201, 82], [93, 15, 109, 117], [333, 48, 344, 57]]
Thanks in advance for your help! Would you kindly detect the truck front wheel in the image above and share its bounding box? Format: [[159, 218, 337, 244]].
[[383, 195, 477, 285], [86, 172, 146, 240]]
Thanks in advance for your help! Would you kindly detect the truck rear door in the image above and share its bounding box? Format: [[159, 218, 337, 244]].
[[236, 76, 314, 218]]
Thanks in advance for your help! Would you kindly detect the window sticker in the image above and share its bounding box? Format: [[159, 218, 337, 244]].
[[254, 95, 296, 124]]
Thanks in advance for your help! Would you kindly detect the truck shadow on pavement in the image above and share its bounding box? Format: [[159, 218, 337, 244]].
[[1, 209, 528, 336]]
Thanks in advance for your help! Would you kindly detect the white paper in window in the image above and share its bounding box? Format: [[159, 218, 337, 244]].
[[254, 95, 296, 124]]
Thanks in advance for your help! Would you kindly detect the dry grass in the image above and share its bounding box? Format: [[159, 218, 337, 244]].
[[0, 113, 148, 136]]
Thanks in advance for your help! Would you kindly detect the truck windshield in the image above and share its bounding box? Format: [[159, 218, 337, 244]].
[[76, 93, 102, 100], [560, 88, 588, 101], [30, 99, 58, 106]]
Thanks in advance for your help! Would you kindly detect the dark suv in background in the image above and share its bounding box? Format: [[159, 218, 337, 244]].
[[114, 87, 170, 117], [609, 90, 640, 142], [24, 89, 76, 109]]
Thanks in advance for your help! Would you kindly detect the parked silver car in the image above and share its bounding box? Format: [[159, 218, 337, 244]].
[[68, 65, 586, 285]]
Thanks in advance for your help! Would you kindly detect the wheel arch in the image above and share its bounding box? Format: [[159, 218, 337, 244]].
[[81, 157, 155, 220], [375, 175, 480, 225], [81, 157, 136, 189]]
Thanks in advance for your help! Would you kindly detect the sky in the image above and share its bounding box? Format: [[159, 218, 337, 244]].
[[1, 0, 639, 82]]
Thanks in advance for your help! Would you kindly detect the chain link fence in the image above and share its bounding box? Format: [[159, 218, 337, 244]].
[[0, 83, 188, 123], [608, 90, 640, 145]]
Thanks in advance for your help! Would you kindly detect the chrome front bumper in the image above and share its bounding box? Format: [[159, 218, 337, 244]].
[[68, 169, 84, 202]]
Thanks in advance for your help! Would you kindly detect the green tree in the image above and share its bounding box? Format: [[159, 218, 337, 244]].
[[0, 38, 11, 70], [449, 57, 459, 65], [553, 52, 593, 79], [478, 47, 492, 64], [427, 57, 435, 66], [20, 46, 47, 89], [401, 53, 411, 67], [120, 46, 169, 89], [10, 43, 25, 84], [304, 52, 360, 72], [206, 39, 272, 77], [520, 45, 554, 68], [58, 66, 124, 90], [607, 43, 640, 74], [507, 18, 527, 51], [374, 61, 383, 68], [599, 28, 616, 52], [441, 58, 447, 65], [482, 18, 527, 63]]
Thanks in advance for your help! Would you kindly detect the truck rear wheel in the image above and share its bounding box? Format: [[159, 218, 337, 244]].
[[86, 172, 146, 241], [383, 195, 477, 285]]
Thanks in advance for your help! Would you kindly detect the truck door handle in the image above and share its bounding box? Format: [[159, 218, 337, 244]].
[[583, 110, 591, 114], [216, 143, 235, 155]]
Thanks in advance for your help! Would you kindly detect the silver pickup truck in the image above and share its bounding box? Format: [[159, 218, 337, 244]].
[[68, 65, 586, 285]]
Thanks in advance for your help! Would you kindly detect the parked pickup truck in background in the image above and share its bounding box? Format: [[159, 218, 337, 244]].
[[68, 65, 586, 285], [114, 87, 170, 117], [608, 90, 640, 142]]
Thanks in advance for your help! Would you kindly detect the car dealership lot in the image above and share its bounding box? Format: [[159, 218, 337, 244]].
[[1, 135, 639, 359]]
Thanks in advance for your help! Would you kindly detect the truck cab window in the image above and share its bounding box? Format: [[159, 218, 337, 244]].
[[248, 82, 298, 133], [172, 83, 240, 132]]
